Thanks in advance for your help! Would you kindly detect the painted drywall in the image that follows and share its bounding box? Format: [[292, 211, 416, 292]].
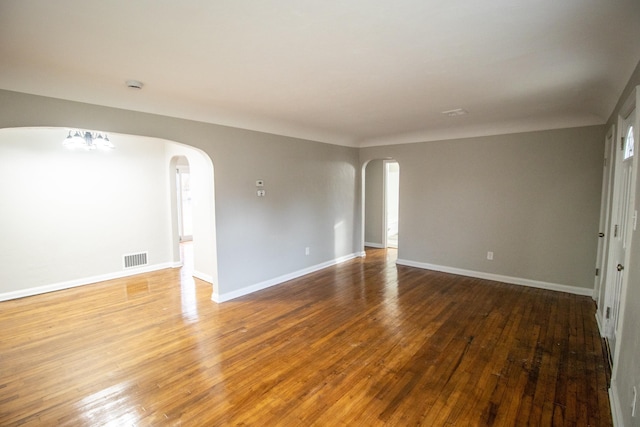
[[0, 128, 173, 294], [603, 59, 640, 427], [365, 159, 384, 246], [360, 125, 605, 291], [210, 132, 358, 296], [0, 90, 361, 300]]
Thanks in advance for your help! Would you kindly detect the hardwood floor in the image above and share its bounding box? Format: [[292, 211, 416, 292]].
[[0, 248, 612, 426]]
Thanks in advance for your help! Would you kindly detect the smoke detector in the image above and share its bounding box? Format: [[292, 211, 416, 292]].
[[441, 108, 468, 117], [126, 80, 144, 90]]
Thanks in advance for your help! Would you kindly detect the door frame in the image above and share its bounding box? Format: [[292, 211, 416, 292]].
[[594, 124, 616, 327], [361, 158, 400, 254], [601, 86, 638, 373], [176, 163, 193, 242], [383, 160, 399, 249]]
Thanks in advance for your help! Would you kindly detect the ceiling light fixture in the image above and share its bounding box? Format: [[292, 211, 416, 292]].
[[126, 80, 144, 89], [441, 108, 468, 117], [62, 129, 114, 151]]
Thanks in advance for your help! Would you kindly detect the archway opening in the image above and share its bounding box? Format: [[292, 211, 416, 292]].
[[0, 127, 218, 302]]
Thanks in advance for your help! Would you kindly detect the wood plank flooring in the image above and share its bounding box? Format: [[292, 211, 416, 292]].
[[0, 248, 612, 426]]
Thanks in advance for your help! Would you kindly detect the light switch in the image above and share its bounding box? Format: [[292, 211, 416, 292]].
[[256, 180, 264, 187]]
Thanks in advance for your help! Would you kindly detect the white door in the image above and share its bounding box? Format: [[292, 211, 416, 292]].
[[594, 126, 615, 311], [605, 109, 636, 357]]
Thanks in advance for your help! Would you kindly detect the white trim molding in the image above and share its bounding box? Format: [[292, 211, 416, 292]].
[[364, 242, 385, 249], [609, 380, 624, 427], [193, 270, 214, 284], [595, 312, 605, 338], [212, 252, 359, 303], [395, 259, 594, 296], [0, 262, 175, 302]]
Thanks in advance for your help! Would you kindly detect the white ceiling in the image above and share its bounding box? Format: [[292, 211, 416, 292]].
[[1, 0, 639, 147]]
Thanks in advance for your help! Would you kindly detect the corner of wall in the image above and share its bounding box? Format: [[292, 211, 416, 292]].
[[213, 252, 359, 303]]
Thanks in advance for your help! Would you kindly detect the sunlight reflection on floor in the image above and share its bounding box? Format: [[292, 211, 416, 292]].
[[180, 242, 198, 322]]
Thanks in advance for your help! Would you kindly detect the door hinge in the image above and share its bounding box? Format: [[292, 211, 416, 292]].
[[621, 136, 625, 151], [606, 306, 611, 319], [615, 224, 619, 238], [596, 268, 600, 277]]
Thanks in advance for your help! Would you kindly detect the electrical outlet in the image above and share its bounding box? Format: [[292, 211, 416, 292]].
[[633, 386, 638, 417], [487, 251, 494, 260], [256, 189, 266, 197]]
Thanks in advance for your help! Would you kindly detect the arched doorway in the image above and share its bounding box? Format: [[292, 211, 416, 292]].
[[166, 143, 218, 295], [0, 127, 218, 301]]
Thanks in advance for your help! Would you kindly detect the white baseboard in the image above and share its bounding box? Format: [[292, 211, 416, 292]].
[[193, 270, 214, 284], [364, 242, 385, 249], [395, 258, 594, 296], [609, 380, 624, 427], [595, 311, 605, 337], [212, 253, 359, 303], [0, 262, 175, 302]]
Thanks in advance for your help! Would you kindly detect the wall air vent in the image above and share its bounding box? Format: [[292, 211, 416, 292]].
[[123, 252, 148, 269]]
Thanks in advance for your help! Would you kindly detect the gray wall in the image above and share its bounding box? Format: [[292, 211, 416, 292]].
[[365, 159, 384, 246], [0, 90, 361, 298], [0, 88, 605, 297], [360, 125, 605, 289]]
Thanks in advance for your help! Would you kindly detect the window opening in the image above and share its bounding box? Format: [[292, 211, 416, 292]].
[[624, 125, 634, 160]]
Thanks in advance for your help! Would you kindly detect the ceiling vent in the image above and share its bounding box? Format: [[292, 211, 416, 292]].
[[441, 108, 468, 117], [126, 80, 144, 90]]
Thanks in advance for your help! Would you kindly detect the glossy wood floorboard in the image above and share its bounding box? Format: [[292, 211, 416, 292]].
[[0, 248, 612, 426]]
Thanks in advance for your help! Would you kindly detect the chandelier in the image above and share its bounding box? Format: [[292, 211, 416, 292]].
[[62, 129, 114, 151]]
